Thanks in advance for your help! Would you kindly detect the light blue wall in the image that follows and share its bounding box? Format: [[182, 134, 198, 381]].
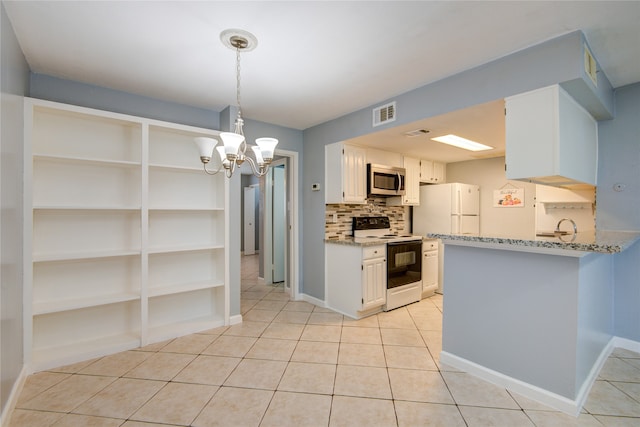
[[302, 31, 612, 300], [30, 73, 220, 130], [596, 83, 640, 231], [597, 83, 640, 341], [1, 1, 29, 413]]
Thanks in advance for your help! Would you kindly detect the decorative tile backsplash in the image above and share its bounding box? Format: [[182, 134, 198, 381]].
[[325, 199, 408, 239]]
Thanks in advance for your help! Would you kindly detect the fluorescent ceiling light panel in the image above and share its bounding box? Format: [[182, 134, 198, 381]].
[[430, 134, 493, 151]]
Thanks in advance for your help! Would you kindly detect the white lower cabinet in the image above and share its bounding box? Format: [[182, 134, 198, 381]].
[[422, 240, 439, 297], [25, 99, 228, 371], [326, 244, 386, 319]]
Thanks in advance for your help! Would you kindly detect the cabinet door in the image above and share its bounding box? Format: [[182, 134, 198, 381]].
[[403, 157, 421, 205], [432, 162, 445, 183], [342, 144, 367, 203], [362, 257, 386, 310], [422, 250, 438, 295], [420, 159, 434, 183]]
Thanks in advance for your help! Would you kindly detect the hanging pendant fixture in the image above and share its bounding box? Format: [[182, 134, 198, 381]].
[[194, 29, 278, 178]]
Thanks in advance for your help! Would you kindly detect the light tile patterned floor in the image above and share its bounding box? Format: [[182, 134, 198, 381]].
[[9, 254, 640, 426]]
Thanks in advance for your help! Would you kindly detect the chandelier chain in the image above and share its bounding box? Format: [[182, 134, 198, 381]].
[[236, 46, 242, 118]]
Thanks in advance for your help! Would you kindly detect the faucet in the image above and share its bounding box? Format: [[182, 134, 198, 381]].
[[555, 218, 577, 236]]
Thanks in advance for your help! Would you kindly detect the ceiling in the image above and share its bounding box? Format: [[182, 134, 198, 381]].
[[5, 1, 640, 163]]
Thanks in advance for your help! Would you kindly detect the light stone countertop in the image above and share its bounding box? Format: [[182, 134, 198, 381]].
[[325, 236, 437, 247], [428, 230, 640, 255]]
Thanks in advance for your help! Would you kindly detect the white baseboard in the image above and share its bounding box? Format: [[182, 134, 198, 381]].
[[1, 365, 29, 427], [300, 293, 325, 307], [229, 314, 243, 326], [612, 336, 640, 354], [441, 336, 638, 417], [573, 337, 616, 416], [440, 351, 581, 416]]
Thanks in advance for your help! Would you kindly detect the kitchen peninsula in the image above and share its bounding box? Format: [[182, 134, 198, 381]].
[[432, 230, 640, 415]]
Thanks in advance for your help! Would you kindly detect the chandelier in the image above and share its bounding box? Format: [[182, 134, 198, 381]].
[[194, 29, 278, 178]]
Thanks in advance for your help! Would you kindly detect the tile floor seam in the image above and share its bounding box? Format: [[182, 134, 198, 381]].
[[10, 255, 640, 426]]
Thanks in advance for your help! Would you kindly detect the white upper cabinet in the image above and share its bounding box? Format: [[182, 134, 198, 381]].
[[388, 156, 420, 206], [326, 142, 367, 204], [505, 84, 598, 188], [420, 159, 446, 184]]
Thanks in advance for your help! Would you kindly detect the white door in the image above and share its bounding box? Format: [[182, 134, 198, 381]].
[[272, 165, 286, 283], [243, 186, 255, 255]]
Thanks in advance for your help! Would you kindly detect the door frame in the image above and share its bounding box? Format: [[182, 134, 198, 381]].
[[278, 149, 299, 300], [262, 151, 299, 300]]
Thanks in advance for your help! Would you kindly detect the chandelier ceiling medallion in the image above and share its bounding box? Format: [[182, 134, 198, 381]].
[[194, 29, 278, 178]]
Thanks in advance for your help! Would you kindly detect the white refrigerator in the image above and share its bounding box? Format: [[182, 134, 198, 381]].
[[413, 183, 480, 235]]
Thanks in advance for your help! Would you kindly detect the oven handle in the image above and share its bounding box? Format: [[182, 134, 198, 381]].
[[387, 240, 422, 247]]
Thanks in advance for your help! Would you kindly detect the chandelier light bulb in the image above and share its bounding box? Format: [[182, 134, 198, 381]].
[[194, 137, 217, 163], [256, 137, 279, 162]]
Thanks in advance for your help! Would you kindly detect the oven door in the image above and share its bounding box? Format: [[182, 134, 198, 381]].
[[387, 241, 422, 289]]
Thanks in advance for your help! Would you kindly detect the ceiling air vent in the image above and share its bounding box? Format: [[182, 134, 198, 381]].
[[404, 129, 430, 137], [373, 102, 396, 127]]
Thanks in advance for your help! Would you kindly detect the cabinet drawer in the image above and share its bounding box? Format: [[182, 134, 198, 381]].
[[363, 245, 385, 260], [423, 240, 438, 251]]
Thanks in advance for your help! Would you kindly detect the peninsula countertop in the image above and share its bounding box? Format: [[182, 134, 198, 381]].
[[325, 236, 437, 247], [428, 230, 640, 256]]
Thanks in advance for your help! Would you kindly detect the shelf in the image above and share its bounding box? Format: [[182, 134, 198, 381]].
[[149, 281, 225, 298], [148, 244, 224, 255], [33, 292, 140, 315], [34, 154, 141, 168], [33, 205, 141, 211], [148, 206, 224, 211], [32, 332, 140, 372], [540, 201, 593, 211], [33, 160, 141, 207], [27, 99, 227, 373], [33, 250, 140, 263], [149, 163, 206, 172]]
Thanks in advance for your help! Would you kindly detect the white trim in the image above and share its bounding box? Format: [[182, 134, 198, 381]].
[[0, 365, 29, 426], [300, 292, 326, 306], [441, 336, 619, 417], [573, 337, 616, 416], [441, 351, 581, 416], [229, 314, 243, 325], [613, 336, 640, 354], [266, 149, 300, 301]]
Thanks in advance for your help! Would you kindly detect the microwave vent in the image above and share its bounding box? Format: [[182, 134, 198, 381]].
[[373, 102, 396, 127]]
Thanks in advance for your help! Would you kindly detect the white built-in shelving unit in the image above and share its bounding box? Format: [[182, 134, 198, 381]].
[[24, 98, 229, 371]]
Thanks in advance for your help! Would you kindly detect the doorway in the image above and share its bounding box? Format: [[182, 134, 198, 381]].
[[263, 158, 288, 290], [240, 149, 298, 301]]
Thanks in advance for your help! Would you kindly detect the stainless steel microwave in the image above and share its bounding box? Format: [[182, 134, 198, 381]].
[[367, 164, 406, 197]]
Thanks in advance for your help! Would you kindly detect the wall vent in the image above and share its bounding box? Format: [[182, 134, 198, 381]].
[[584, 44, 598, 87], [373, 102, 396, 127]]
